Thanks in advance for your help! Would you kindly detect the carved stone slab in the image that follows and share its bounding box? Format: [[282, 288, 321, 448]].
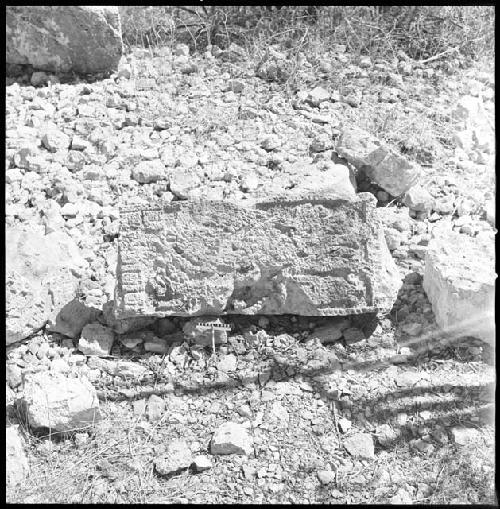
[[114, 193, 400, 318]]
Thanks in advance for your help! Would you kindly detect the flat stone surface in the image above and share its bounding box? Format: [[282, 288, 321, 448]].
[[423, 230, 495, 343], [114, 194, 400, 318]]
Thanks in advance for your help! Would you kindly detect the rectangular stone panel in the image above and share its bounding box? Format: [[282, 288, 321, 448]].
[[114, 194, 400, 318]]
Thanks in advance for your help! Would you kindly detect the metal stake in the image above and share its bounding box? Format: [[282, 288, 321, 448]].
[[211, 325, 216, 358]]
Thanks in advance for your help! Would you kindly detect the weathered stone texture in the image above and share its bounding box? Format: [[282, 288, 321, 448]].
[[114, 194, 400, 318], [6, 226, 88, 345], [21, 372, 100, 432], [423, 230, 495, 343], [6, 6, 122, 74]]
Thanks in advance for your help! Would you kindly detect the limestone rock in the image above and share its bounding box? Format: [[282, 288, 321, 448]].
[[317, 470, 336, 485], [307, 86, 330, 107], [6, 6, 122, 74], [6, 426, 30, 488], [193, 454, 212, 472], [211, 422, 254, 456], [48, 299, 99, 338], [334, 126, 380, 168], [6, 226, 88, 345], [404, 185, 435, 213], [21, 371, 100, 432], [451, 427, 481, 446], [363, 146, 421, 196], [169, 169, 201, 199], [114, 194, 400, 318], [343, 432, 375, 459], [154, 439, 194, 476], [79, 323, 114, 356], [147, 394, 165, 422], [423, 230, 495, 343], [131, 159, 167, 184]]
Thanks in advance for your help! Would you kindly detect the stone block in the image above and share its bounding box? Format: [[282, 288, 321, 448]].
[[423, 230, 495, 343], [114, 194, 400, 317]]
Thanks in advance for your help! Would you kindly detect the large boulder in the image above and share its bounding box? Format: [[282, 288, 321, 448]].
[[6, 6, 122, 74], [21, 371, 100, 432], [423, 230, 496, 343], [114, 194, 400, 318], [6, 226, 88, 345]]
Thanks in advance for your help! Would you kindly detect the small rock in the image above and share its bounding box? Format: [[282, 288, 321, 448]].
[[217, 353, 238, 372], [155, 439, 194, 476], [175, 43, 190, 57], [338, 417, 352, 433], [317, 469, 336, 485], [74, 432, 89, 447], [79, 323, 114, 356], [225, 79, 245, 93], [41, 129, 70, 152], [147, 394, 165, 422], [133, 399, 146, 416], [364, 146, 420, 196], [390, 487, 413, 504], [375, 424, 398, 447], [451, 426, 481, 446], [131, 159, 167, 184], [261, 135, 281, 151], [404, 185, 435, 213], [169, 170, 201, 199], [307, 86, 330, 107], [211, 422, 253, 456], [343, 433, 375, 459], [193, 455, 212, 472], [411, 439, 434, 454], [6, 364, 23, 388], [48, 299, 98, 339]]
